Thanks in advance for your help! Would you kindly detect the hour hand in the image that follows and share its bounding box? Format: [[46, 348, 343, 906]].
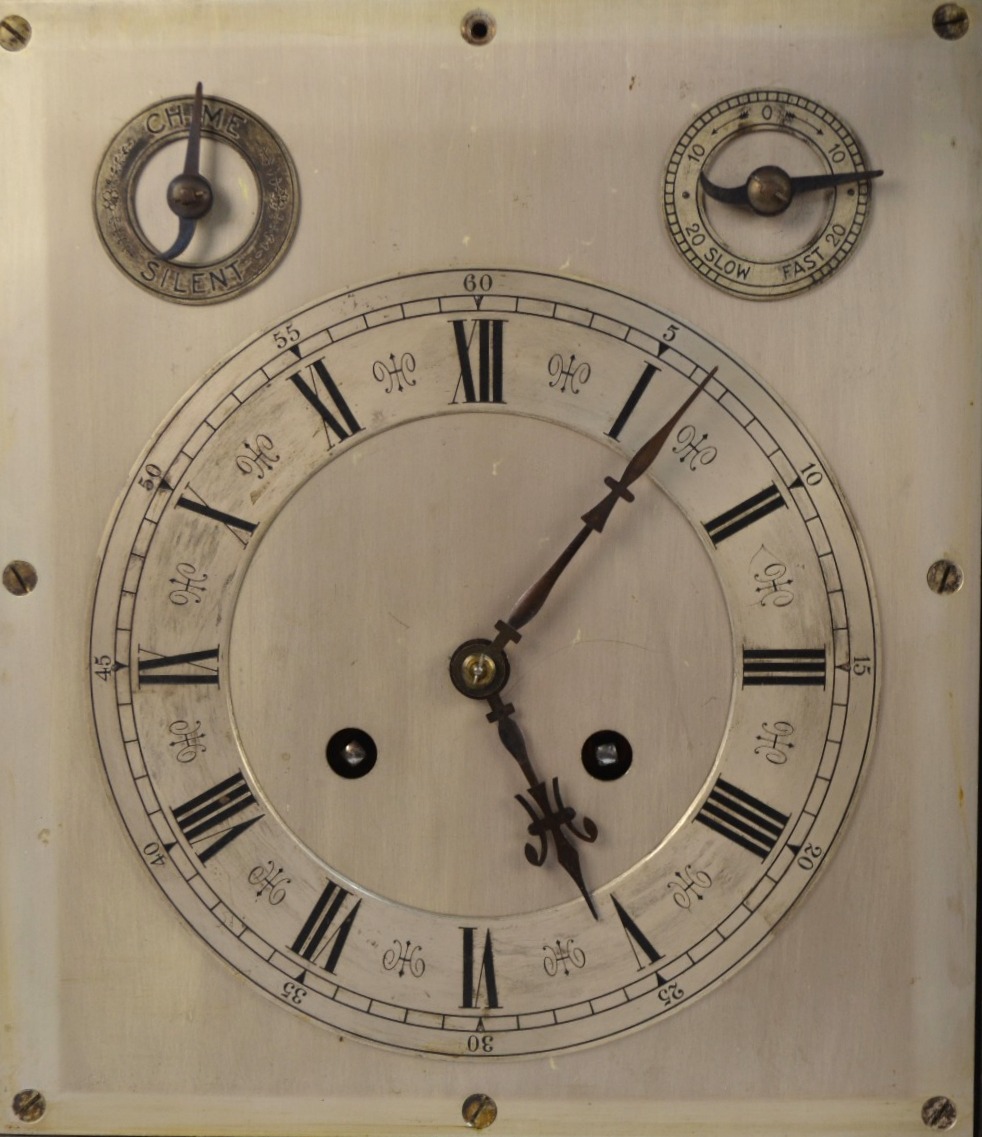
[[700, 165, 883, 216]]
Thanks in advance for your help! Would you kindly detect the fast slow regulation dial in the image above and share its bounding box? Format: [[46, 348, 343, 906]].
[[94, 84, 300, 304], [663, 89, 882, 300]]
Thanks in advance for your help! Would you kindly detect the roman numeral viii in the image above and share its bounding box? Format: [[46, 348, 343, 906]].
[[694, 778, 789, 859], [171, 772, 262, 863], [451, 319, 505, 404], [291, 882, 361, 974]]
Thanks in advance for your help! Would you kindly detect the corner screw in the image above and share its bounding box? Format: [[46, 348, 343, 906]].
[[932, 4, 970, 39], [926, 559, 964, 595], [2, 560, 38, 596], [462, 1092, 498, 1129], [0, 14, 31, 51], [922, 1096, 958, 1130], [11, 1089, 46, 1124]]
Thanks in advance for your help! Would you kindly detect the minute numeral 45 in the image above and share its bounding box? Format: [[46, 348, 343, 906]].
[[451, 319, 505, 404]]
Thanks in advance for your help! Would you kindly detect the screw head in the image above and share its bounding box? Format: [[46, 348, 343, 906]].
[[462, 1093, 498, 1129], [11, 1089, 46, 1123], [0, 15, 32, 51], [922, 1095, 958, 1130], [932, 4, 970, 39], [2, 560, 38, 596], [926, 559, 964, 595]]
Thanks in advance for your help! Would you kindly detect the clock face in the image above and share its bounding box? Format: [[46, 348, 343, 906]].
[[2, 3, 978, 1133], [90, 269, 875, 1055]]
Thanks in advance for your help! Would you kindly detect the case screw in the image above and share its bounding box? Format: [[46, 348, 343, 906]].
[[932, 4, 970, 39], [0, 15, 31, 51], [462, 1092, 497, 1129], [2, 560, 38, 596], [922, 1096, 958, 1130], [11, 1089, 46, 1123], [926, 559, 963, 595]]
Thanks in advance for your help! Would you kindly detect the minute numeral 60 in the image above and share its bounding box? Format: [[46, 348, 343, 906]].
[[463, 272, 493, 292]]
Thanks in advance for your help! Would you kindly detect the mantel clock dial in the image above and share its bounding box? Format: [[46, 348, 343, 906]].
[[88, 269, 876, 1055], [1, 4, 977, 1136]]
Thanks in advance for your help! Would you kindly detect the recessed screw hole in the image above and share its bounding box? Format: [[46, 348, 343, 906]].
[[326, 728, 378, 779], [462, 10, 496, 45], [582, 730, 633, 781]]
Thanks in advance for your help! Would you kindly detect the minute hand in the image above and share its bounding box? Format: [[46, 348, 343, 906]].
[[505, 369, 715, 633]]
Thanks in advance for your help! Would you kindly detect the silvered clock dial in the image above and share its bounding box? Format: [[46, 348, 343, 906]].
[[89, 269, 876, 1055]]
